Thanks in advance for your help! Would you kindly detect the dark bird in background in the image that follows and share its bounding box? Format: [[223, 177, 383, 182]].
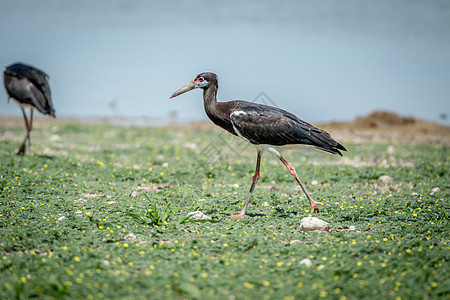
[[3, 62, 55, 155], [170, 72, 346, 217]]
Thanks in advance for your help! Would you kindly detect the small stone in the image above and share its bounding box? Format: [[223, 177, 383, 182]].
[[299, 217, 330, 231], [299, 258, 312, 266], [262, 202, 270, 207], [378, 175, 393, 183], [187, 211, 212, 220], [49, 135, 61, 142], [349, 225, 356, 231], [124, 233, 136, 240], [430, 187, 440, 195], [182, 143, 198, 151], [411, 192, 418, 196], [57, 216, 66, 221], [387, 145, 395, 156], [311, 180, 319, 185]]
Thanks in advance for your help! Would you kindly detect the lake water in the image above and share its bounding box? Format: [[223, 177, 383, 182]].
[[1, 0, 449, 125]]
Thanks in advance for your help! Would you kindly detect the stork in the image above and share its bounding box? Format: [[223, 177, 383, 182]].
[[170, 72, 346, 217], [3, 62, 55, 155]]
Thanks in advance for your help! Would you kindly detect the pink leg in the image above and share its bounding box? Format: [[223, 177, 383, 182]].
[[278, 156, 323, 213], [229, 150, 262, 218]]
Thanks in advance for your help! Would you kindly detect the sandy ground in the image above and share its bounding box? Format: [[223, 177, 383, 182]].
[[1, 110, 449, 146], [318, 111, 450, 146]]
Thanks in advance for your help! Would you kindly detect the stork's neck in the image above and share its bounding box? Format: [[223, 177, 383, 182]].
[[202, 83, 218, 113], [201, 83, 237, 135]]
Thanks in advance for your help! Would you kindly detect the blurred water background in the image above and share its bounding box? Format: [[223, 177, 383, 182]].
[[1, 0, 449, 125]]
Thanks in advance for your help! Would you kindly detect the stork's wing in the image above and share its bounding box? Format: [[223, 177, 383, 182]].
[[4, 63, 55, 117], [23, 67, 52, 106], [229, 101, 345, 155]]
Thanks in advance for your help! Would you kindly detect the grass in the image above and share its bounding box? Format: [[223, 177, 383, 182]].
[[0, 119, 448, 299]]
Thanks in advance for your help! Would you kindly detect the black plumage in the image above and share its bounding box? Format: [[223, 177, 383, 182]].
[[170, 72, 346, 217], [3, 62, 55, 154], [228, 100, 345, 155]]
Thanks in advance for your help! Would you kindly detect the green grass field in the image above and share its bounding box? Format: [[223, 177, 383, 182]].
[[0, 120, 448, 299]]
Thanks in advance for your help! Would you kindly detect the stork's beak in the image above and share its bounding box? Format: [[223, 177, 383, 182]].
[[169, 80, 196, 99]]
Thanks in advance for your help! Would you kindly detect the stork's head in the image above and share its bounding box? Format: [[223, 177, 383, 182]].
[[169, 72, 217, 99]]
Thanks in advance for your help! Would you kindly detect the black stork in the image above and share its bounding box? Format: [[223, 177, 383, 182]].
[[3, 62, 55, 155], [170, 72, 346, 217]]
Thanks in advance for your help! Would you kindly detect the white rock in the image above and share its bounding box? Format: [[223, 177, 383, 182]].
[[57, 216, 66, 221], [387, 145, 395, 156], [124, 233, 136, 240], [262, 202, 270, 207], [187, 211, 212, 220], [311, 180, 319, 185], [378, 175, 393, 183], [299, 217, 330, 231], [299, 258, 312, 266], [49, 135, 61, 142], [182, 143, 198, 151], [349, 226, 356, 231], [411, 192, 418, 196], [430, 187, 440, 195]]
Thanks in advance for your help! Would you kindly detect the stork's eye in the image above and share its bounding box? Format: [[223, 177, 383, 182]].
[[196, 76, 204, 82]]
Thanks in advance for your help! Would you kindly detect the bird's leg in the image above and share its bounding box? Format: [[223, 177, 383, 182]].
[[17, 107, 30, 155], [27, 108, 34, 153], [229, 150, 262, 218], [278, 156, 323, 213]]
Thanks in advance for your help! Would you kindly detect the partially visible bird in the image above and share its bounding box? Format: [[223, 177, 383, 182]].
[[170, 72, 346, 217], [3, 62, 55, 155]]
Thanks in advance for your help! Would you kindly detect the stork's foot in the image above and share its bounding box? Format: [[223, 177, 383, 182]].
[[229, 213, 245, 218], [310, 201, 324, 213]]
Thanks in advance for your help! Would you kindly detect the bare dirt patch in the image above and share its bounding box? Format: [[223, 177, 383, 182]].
[[318, 111, 450, 146]]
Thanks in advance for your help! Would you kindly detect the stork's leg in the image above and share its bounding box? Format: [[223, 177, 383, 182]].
[[277, 155, 323, 213], [17, 107, 31, 155], [229, 150, 263, 218], [27, 108, 34, 152]]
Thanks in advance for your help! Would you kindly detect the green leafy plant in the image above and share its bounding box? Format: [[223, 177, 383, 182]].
[[128, 202, 173, 227]]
